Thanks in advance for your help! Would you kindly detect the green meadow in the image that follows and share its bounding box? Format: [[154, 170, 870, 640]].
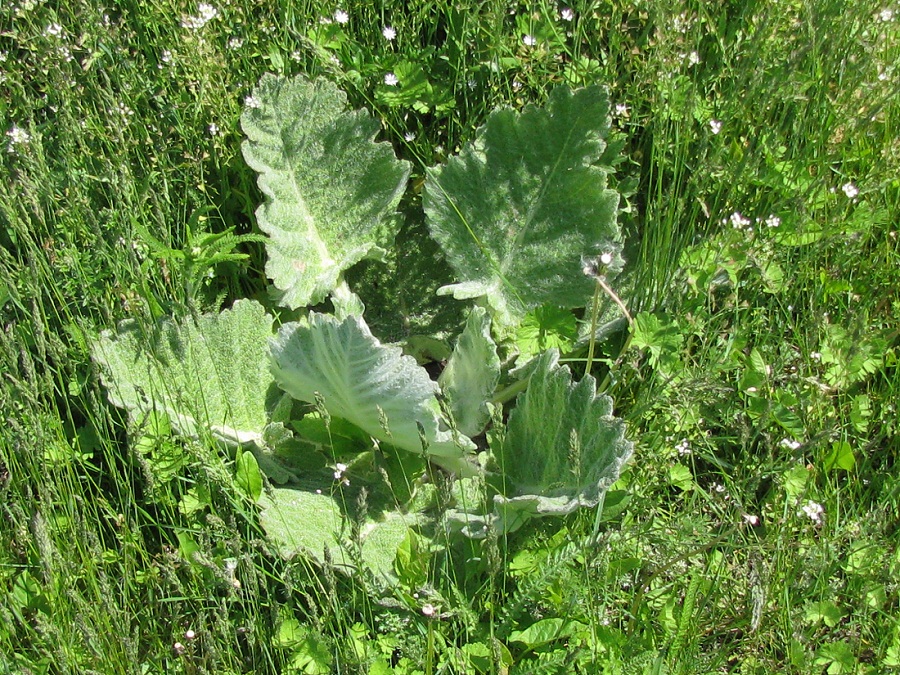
[[1, 0, 898, 673]]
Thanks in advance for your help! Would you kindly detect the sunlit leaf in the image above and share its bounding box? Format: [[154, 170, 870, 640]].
[[425, 85, 623, 330], [242, 74, 411, 309]]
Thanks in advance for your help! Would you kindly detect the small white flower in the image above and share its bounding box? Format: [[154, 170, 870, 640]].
[[614, 103, 629, 117], [46, 23, 64, 38], [878, 7, 894, 21], [779, 438, 802, 451], [173, 642, 186, 655], [244, 95, 262, 109], [687, 50, 700, 65], [709, 119, 722, 134], [421, 603, 436, 617], [7, 125, 31, 152], [801, 500, 824, 523], [675, 439, 691, 456], [730, 211, 751, 229], [227, 37, 243, 50], [599, 252, 613, 265], [333, 462, 348, 479], [184, 629, 196, 640], [382, 25, 396, 41], [334, 9, 349, 24], [181, 3, 218, 29], [841, 182, 858, 199], [560, 7, 574, 21], [523, 34, 536, 46], [810, 351, 822, 361], [208, 123, 220, 136], [765, 214, 781, 228], [198, 3, 217, 21], [161, 49, 173, 64], [673, 11, 691, 32], [743, 514, 759, 526], [383, 72, 398, 86], [404, 132, 416, 142]]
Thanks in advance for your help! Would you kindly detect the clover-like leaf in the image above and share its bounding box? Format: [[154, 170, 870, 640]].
[[494, 349, 633, 525], [242, 74, 411, 309], [270, 313, 476, 473], [438, 307, 500, 437], [424, 85, 622, 330]]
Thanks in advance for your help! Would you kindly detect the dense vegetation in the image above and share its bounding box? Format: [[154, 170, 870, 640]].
[[1, 0, 898, 673]]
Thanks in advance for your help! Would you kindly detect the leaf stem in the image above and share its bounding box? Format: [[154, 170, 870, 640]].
[[490, 375, 531, 406]]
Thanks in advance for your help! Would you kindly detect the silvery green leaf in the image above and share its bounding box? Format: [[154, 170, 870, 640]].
[[242, 74, 411, 309], [438, 307, 500, 437], [270, 313, 476, 473], [92, 300, 277, 446], [260, 487, 428, 580], [494, 349, 633, 524], [424, 85, 621, 330]]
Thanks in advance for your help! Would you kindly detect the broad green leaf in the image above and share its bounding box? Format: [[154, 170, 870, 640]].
[[514, 304, 578, 359], [508, 618, 587, 648], [259, 487, 344, 563], [235, 448, 263, 502], [495, 350, 632, 525], [260, 486, 427, 579], [270, 313, 476, 473], [804, 600, 845, 628], [92, 300, 278, 447], [424, 85, 622, 330], [823, 440, 855, 472], [241, 74, 411, 309], [438, 307, 500, 437]]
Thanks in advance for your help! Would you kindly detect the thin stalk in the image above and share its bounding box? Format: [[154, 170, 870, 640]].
[[584, 279, 603, 378]]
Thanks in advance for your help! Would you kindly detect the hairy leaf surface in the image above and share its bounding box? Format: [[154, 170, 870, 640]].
[[260, 487, 427, 578], [438, 307, 499, 437], [496, 349, 633, 523], [242, 74, 411, 309], [92, 300, 278, 446], [424, 85, 621, 330], [270, 313, 476, 473]]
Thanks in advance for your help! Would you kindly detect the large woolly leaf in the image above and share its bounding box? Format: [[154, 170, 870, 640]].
[[270, 313, 476, 473], [92, 300, 277, 445], [242, 74, 411, 309], [92, 300, 304, 483], [438, 307, 500, 437], [260, 486, 428, 579], [424, 85, 622, 330], [495, 349, 633, 525]]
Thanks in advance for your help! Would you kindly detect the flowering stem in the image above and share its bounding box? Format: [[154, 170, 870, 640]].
[[584, 280, 602, 378], [585, 276, 633, 379]]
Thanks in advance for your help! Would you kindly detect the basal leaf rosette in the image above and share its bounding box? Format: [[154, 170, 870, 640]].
[[270, 313, 477, 474], [424, 85, 623, 332], [494, 350, 633, 531], [242, 74, 411, 309]]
